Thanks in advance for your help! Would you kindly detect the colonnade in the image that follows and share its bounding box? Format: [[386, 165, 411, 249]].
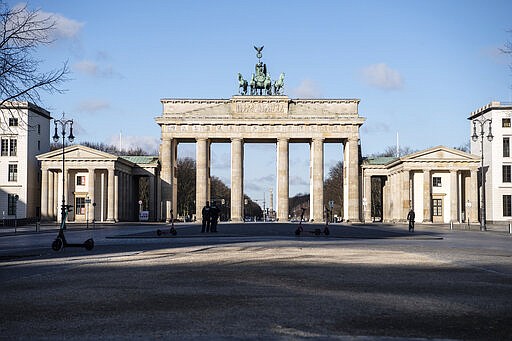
[[160, 136, 361, 223], [362, 168, 478, 223], [40, 166, 157, 222]]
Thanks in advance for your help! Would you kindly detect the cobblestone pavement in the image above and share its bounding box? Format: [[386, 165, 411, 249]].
[[1, 222, 511, 340]]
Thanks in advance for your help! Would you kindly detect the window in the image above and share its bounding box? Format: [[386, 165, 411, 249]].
[[1, 139, 8, 156], [75, 197, 85, 215], [9, 138, 16, 156], [433, 199, 442, 216], [503, 165, 511, 183], [8, 118, 18, 126], [76, 176, 86, 186], [503, 118, 511, 128], [8, 164, 17, 182], [37, 140, 40, 151], [504, 195, 512, 217], [433, 177, 442, 187], [8, 194, 17, 215], [504, 137, 510, 157], [37, 124, 41, 134]]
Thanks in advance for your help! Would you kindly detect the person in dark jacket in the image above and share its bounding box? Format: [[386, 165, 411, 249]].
[[201, 201, 211, 233], [210, 201, 220, 233], [407, 208, 415, 232]]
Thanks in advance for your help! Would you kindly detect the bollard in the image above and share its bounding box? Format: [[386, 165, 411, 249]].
[[450, 221, 453, 230], [509, 223, 511, 234]]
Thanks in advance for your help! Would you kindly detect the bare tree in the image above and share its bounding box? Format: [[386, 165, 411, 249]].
[[454, 141, 470, 153], [370, 145, 416, 158], [324, 161, 343, 219], [177, 157, 196, 218], [0, 2, 68, 122]]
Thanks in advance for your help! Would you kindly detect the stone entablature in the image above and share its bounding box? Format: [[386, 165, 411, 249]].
[[156, 96, 364, 141]]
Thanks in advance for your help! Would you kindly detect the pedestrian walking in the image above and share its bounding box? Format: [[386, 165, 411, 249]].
[[210, 201, 220, 232], [407, 208, 415, 232], [201, 201, 211, 233]]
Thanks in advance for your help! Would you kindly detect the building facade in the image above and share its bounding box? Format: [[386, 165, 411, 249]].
[[362, 146, 480, 224], [37, 145, 160, 222], [469, 101, 512, 223], [0, 102, 51, 221]]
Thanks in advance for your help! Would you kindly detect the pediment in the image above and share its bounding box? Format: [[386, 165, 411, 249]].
[[37, 144, 118, 161], [401, 146, 479, 163]]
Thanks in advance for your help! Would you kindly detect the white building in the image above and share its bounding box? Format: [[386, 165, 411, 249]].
[[362, 146, 480, 224], [0, 102, 51, 221], [37, 145, 160, 222], [469, 101, 512, 223]]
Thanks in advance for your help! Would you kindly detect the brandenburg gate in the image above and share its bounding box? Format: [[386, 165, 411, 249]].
[[156, 47, 365, 222]]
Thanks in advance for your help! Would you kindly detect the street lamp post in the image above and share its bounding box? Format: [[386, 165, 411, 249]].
[[53, 113, 75, 225], [472, 116, 493, 231], [50, 113, 94, 251]]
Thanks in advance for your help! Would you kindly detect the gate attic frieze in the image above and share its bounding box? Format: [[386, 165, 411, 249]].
[[156, 95, 365, 224], [156, 96, 365, 142]]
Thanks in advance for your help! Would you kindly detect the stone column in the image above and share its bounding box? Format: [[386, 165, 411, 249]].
[[310, 138, 324, 222], [230, 138, 243, 222], [123, 173, 128, 220], [423, 170, 432, 222], [450, 170, 458, 222], [100, 172, 105, 222], [171, 140, 178, 216], [382, 176, 389, 222], [363, 172, 372, 222], [41, 167, 48, 220], [401, 171, 410, 221], [345, 137, 360, 222], [149, 175, 155, 221], [64, 169, 69, 209], [468, 169, 478, 223], [128, 174, 133, 220], [277, 138, 289, 221], [48, 171, 55, 220], [196, 138, 209, 221], [88, 168, 95, 218], [114, 172, 119, 222], [107, 167, 115, 222], [160, 137, 172, 222]]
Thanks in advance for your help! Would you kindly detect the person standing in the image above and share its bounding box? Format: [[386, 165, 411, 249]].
[[201, 201, 211, 233], [407, 208, 415, 232], [210, 201, 220, 233]]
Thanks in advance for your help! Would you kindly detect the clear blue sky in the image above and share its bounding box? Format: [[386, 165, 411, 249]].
[[9, 0, 512, 204]]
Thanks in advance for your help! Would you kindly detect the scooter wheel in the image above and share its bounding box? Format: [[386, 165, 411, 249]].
[[52, 238, 63, 251], [84, 238, 94, 251], [157, 229, 162, 236], [170, 228, 177, 236], [324, 227, 330, 235]]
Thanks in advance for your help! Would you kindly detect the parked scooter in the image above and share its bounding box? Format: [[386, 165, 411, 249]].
[[52, 205, 94, 251], [157, 209, 177, 236]]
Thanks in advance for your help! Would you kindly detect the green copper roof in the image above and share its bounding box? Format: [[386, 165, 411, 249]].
[[121, 155, 159, 164], [364, 156, 398, 165]]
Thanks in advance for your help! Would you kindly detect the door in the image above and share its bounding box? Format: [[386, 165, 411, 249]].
[[432, 198, 443, 223]]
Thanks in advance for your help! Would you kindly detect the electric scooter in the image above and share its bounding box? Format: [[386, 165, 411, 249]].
[[157, 209, 177, 236], [51, 205, 94, 251], [295, 207, 330, 236]]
